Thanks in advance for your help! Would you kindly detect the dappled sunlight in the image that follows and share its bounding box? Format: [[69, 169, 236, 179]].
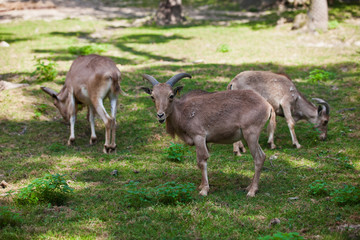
[[0, 3, 359, 238]]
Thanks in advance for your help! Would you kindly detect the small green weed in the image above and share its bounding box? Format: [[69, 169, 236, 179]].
[[307, 69, 336, 83], [33, 104, 50, 119], [335, 156, 355, 169], [11, 173, 73, 206], [123, 181, 196, 208], [68, 44, 109, 55], [331, 184, 360, 205], [31, 58, 58, 82], [164, 142, 189, 162], [309, 180, 330, 196], [49, 143, 68, 153], [123, 181, 153, 208], [154, 181, 195, 205], [0, 207, 23, 228], [328, 20, 339, 29], [217, 44, 230, 53], [258, 232, 305, 240]]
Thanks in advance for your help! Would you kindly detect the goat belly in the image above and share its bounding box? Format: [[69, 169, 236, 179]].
[[206, 128, 243, 144]]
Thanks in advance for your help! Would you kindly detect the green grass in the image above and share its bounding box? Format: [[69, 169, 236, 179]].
[[0, 3, 360, 239]]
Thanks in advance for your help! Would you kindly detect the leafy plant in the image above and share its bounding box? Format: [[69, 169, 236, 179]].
[[31, 58, 58, 82], [308, 180, 330, 196], [12, 174, 73, 206], [164, 142, 189, 162], [154, 181, 195, 205], [123, 181, 195, 208], [331, 184, 360, 205], [307, 69, 336, 83], [328, 20, 339, 29], [335, 156, 354, 169], [0, 207, 23, 228], [68, 44, 109, 55], [258, 232, 305, 240], [217, 44, 230, 53], [49, 143, 68, 153], [123, 181, 153, 208], [33, 104, 50, 119]]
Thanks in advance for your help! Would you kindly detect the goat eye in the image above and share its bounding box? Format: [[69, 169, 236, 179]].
[[169, 94, 174, 100]]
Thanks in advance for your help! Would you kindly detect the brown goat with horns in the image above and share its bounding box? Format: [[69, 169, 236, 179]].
[[142, 73, 276, 197], [228, 71, 330, 155], [41, 54, 122, 153]]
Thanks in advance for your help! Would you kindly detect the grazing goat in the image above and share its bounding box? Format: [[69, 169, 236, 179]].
[[227, 71, 330, 154], [141, 73, 276, 197], [41, 54, 122, 153]]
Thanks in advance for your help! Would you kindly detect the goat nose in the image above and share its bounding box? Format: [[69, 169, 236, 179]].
[[157, 113, 165, 118]]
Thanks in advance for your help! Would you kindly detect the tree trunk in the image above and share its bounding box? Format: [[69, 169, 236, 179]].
[[155, 0, 185, 26], [307, 0, 328, 32]]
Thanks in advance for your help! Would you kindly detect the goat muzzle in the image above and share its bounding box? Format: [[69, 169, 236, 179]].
[[157, 112, 166, 123]]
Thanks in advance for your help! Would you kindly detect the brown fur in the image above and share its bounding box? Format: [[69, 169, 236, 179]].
[[143, 77, 276, 197], [41, 54, 122, 153], [228, 71, 330, 150]]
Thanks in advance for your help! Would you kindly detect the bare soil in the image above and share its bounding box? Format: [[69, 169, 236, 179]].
[[0, 0, 266, 23]]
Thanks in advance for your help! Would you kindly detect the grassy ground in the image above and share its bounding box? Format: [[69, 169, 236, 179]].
[[0, 3, 360, 240]]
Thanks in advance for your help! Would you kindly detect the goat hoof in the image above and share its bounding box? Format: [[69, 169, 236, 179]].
[[67, 138, 75, 146], [103, 145, 117, 154], [234, 151, 242, 157], [294, 144, 301, 149], [90, 137, 97, 145], [246, 191, 256, 197], [199, 189, 208, 196], [269, 143, 276, 150], [240, 147, 246, 153]]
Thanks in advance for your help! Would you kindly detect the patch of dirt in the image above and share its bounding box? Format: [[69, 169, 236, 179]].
[[0, 0, 153, 23], [0, 0, 266, 24]]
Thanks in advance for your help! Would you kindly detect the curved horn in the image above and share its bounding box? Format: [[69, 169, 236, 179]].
[[312, 98, 330, 115], [41, 86, 58, 99], [166, 73, 192, 87], [142, 74, 159, 86]]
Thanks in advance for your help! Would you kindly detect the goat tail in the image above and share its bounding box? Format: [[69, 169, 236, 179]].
[[268, 106, 276, 130]]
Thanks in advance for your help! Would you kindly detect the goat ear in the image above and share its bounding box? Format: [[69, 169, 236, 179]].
[[174, 86, 183, 96], [140, 87, 152, 95], [41, 87, 58, 100]]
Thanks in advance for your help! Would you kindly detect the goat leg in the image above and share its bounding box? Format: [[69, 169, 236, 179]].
[[243, 130, 266, 197], [88, 106, 97, 145], [109, 95, 118, 149], [267, 109, 277, 149], [282, 105, 301, 148], [233, 141, 246, 156], [67, 115, 76, 145], [94, 100, 114, 154], [195, 136, 210, 196]]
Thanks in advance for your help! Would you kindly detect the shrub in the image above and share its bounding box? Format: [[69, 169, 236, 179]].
[[331, 184, 360, 205], [68, 44, 108, 55], [164, 142, 189, 162], [307, 69, 336, 83], [154, 181, 195, 205], [13, 174, 73, 206], [308, 180, 330, 196], [32, 58, 58, 82], [0, 207, 23, 228], [258, 232, 305, 240]]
